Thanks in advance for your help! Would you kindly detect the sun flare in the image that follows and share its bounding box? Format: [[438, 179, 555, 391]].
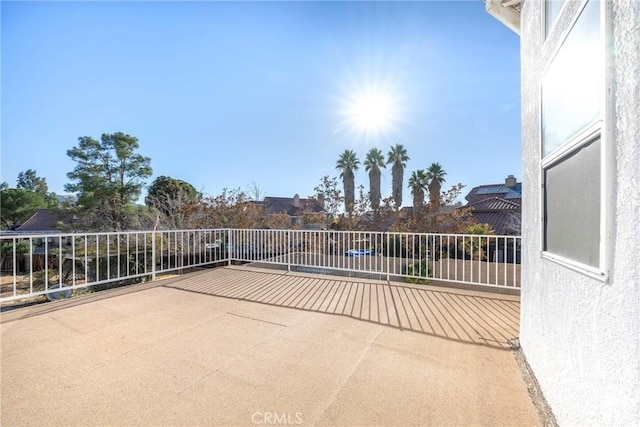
[[351, 93, 393, 130], [340, 85, 400, 139]]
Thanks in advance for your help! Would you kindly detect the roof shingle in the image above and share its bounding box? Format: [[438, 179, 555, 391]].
[[14, 209, 73, 232], [467, 197, 521, 211]]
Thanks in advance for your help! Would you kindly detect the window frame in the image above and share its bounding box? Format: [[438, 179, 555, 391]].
[[543, 0, 566, 42], [539, 0, 612, 281]]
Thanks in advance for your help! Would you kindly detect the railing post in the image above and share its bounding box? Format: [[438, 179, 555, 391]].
[[227, 229, 232, 266], [12, 237, 17, 297], [151, 231, 156, 281], [286, 230, 291, 272], [385, 232, 390, 282]]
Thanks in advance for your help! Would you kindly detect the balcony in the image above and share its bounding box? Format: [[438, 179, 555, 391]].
[[1, 229, 541, 425]]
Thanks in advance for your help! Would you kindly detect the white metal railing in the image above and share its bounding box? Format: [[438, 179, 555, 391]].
[[227, 229, 521, 289], [0, 229, 229, 303], [0, 228, 520, 303]]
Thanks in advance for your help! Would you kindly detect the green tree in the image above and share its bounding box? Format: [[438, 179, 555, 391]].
[[387, 144, 409, 209], [408, 169, 428, 218], [145, 176, 200, 213], [65, 132, 153, 230], [145, 176, 201, 229], [16, 169, 59, 207], [363, 148, 385, 213], [16, 169, 48, 195], [335, 150, 360, 215], [426, 162, 447, 209], [0, 188, 47, 229]]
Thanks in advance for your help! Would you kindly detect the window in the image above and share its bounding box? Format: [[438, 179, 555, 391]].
[[545, 0, 565, 38], [541, 0, 605, 274], [544, 138, 600, 267], [542, 0, 601, 156]]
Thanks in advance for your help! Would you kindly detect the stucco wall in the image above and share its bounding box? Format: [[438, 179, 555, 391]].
[[519, 0, 640, 425]]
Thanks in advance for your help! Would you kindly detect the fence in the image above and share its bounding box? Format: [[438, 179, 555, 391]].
[[0, 229, 520, 303], [0, 229, 229, 303], [228, 229, 521, 288]]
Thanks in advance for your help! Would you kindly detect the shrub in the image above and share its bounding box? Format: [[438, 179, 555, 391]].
[[1, 241, 30, 255], [464, 223, 495, 261], [404, 260, 432, 284]]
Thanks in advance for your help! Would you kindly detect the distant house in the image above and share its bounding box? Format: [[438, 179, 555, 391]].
[[261, 194, 325, 228], [12, 209, 74, 234], [7, 209, 76, 252], [463, 175, 521, 235]]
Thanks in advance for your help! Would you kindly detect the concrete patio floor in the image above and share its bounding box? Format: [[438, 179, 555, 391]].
[[1, 266, 540, 426]]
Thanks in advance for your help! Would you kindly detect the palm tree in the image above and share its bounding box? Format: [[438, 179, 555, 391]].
[[335, 150, 360, 215], [386, 144, 409, 209], [425, 162, 447, 209], [408, 169, 428, 218], [363, 148, 386, 213]]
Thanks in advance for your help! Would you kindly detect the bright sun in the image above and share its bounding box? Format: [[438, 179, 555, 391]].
[[341, 86, 400, 139], [351, 93, 393, 132]]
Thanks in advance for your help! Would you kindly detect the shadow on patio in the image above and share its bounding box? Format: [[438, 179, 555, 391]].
[[164, 265, 520, 350]]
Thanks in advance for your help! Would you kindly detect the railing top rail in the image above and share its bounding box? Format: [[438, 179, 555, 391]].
[[1, 228, 521, 241], [228, 229, 520, 240], [0, 228, 230, 240]]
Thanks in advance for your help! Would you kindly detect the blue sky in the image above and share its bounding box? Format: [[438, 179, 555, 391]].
[[1, 0, 520, 205]]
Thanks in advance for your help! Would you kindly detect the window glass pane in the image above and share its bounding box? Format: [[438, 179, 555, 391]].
[[542, 0, 601, 157], [546, 0, 565, 37], [544, 138, 600, 268]]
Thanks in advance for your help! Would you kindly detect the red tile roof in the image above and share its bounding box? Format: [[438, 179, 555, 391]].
[[472, 211, 521, 235], [464, 181, 522, 235]]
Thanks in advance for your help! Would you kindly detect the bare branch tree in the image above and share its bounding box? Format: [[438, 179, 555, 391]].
[[504, 211, 522, 235], [247, 181, 265, 202]]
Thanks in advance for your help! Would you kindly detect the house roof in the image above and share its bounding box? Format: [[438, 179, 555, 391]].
[[399, 207, 413, 218], [484, 0, 521, 34], [13, 209, 74, 233], [471, 211, 520, 236], [466, 196, 521, 212], [465, 183, 522, 204], [263, 196, 324, 216], [464, 179, 522, 235]]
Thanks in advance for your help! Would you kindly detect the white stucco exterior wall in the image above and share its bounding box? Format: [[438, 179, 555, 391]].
[[519, 0, 640, 425]]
